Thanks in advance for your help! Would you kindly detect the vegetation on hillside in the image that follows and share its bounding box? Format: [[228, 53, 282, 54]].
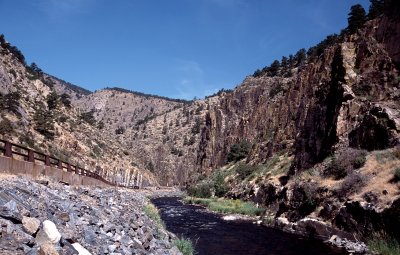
[[104, 87, 191, 104], [252, 0, 384, 78]]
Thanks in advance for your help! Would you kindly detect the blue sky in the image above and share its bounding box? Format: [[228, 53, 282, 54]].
[[0, 0, 369, 99]]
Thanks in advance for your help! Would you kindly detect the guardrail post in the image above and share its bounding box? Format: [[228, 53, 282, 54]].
[[28, 150, 35, 162], [67, 163, 71, 172], [58, 160, 63, 169], [4, 141, 12, 157], [75, 166, 79, 174], [45, 155, 50, 166]]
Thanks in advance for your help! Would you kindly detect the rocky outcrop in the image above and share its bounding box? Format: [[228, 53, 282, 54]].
[[196, 8, 400, 176]]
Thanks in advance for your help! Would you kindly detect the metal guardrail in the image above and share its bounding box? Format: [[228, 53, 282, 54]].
[[0, 139, 133, 188]]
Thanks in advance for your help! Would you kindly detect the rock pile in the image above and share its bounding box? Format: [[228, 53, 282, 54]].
[[0, 175, 182, 255]]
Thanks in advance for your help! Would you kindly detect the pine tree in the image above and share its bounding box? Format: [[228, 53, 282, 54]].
[[46, 91, 59, 110], [347, 4, 367, 33], [281, 56, 288, 69], [294, 48, 307, 66], [268, 60, 281, 77], [368, 0, 384, 19]]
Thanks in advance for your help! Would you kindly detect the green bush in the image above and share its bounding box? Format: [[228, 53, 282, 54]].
[[143, 203, 165, 232], [227, 140, 251, 162], [185, 197, 265, 216], [187, 182, 213, 198], [368, 232, 400, 255], [46, 91, 59, 110], [33, 107, 55, 140], [173, 237, 194, 255], [235, 164, 257, 180], [212, 171, 228, 197], [0, 91, 21, 116]]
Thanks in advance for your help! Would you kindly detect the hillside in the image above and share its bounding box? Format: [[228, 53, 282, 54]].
[[0, 35, 156, 186]]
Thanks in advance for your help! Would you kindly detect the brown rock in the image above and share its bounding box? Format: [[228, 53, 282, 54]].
[[22, 216, 40, 235], [39, 243, 59, 255]]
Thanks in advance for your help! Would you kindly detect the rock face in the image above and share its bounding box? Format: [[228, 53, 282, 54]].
[[0, 175, 182, 255], [197, 12, 400, 176]]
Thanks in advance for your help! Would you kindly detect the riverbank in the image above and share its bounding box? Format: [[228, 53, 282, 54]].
[[171, 195, 370, 254], [152, 196, 348, 255], [0, 174, 183, 255]]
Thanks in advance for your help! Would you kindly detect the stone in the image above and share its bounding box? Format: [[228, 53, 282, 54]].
[[71, 243, 92, 255], [108, 244, 117, 252], [0, 199, 22, 222], [36, 220, 62, 245], [39, 243, 59, 255], [22, 216, 40, 235]]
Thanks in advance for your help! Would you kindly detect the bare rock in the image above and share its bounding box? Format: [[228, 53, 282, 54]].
[[39, 243, 59, 255], [71, 243, 92, 255], [22, 216, 40, 235], [36, 220, 61, 245]]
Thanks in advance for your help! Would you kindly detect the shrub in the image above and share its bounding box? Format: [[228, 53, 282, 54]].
[[33, 107, 55, 140], [80, 110, 96, 126], [324, 148, 367, 179], [115, 127, 125, 134], [0, 91, 21, 116], [46, 91, 59, 110], [336, 173, 367, 198], [269, 83, 285, 98], [143, 203, 165, 235], [187, 182, 213, 198], [0, 119, 13, 134], [173, 237, 194, 255], [185, 197, 265, 216], [213, 171, 228, 197], [60, 93, 71, 108], [368, 232, 400, 255], [227, 140, 251, 162], [392, 147, 400, 159], [235, 164, 257, 180], [191, 117, 201, 134], [394, 168, 400, 182]]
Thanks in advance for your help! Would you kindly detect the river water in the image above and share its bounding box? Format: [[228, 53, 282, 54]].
[[151, 197, 347, 255]]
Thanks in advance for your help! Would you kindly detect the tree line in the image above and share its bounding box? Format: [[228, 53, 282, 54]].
[[253, 0, 385, 78]]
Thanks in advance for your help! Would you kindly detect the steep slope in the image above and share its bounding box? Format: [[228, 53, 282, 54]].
[[0, 36, 156, 186], [197, 17, 399, 176], [186, 1, 400, 244]]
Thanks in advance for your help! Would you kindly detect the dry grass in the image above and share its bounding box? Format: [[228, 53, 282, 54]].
[[349, 149, 400, 207]]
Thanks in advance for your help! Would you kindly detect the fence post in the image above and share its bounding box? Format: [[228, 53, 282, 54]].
[[45, 155, 50, 166], [67, 163, 71, 172], [4, 141, 12, 157], [58, 160, 63, 170], [28, 150, 35, 162]]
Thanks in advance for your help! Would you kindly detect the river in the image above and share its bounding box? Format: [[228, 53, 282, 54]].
[[151, 197, 347, 255]]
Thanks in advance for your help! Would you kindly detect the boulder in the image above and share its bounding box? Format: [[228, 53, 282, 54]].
[[36, 220, 61, 245], [39, 243, 59, 255], [71, 243, 92, 255], [22, 216, 40, 235]]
